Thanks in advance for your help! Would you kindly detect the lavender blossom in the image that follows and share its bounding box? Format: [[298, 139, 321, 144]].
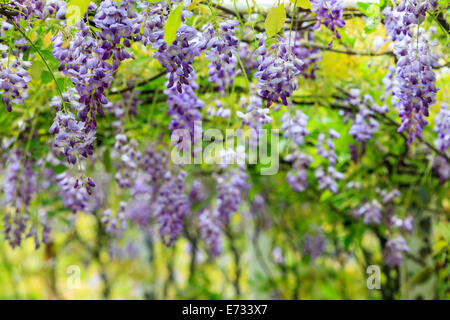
[[0, 49, 32, 112], [55, 171, 90, 213], [254, 34, 304, 107], [285, 152, 313, 192], [303, 234, 326, 260], [434, 103, 449, 152], [204, 20, 240, 94], [215, 168, 250, 225], [351, 200, 383, 225], [198, 208, 222, 257], [383, 236, 409, 267], [310, 0, 346, 39], [155, 171, 190, 245], [281, 110, 309, 146]]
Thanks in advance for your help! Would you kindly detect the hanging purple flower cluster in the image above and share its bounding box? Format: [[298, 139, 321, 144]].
[[203, 20, 240, 94], [434, 103, 449, 152], [393, 37, 439, 143], [383, 236, 410, 268], [314, 129, 344, 193], [126, 144, 168, 229], [0, 49, 32, 112], [153, 24, 202, 93], [396, 0, 438, 29], [93, 0, 140, 69], [198, 208, 222, 257], [141, 7, 206, 148], [254, 34, 304, 107], [215, 168, 250, 225], [55, 171, 93, 212], [155, 171, 190, 245], [383, 6, 440, 144], [303, 233, 326, 261], [165, 84, 204, 143], [281, 110, 309, 146], [3, 149, 36, 208], [138, 1, 169, 46], [351, 199, 383, 225], [341, 89, 381, 142], [432, 103, 450, 183], [285, 152, 313, 192], [237, 94, 272, 137], [52, 20, 112, 130], [310, 0, 346, 39], [49, 89, 96, 166], [111, 134, 141, 188], [102, 202, 128, 237], [382, 6, 410, 41], [3, 149, 54, 248], [9, 0, 44, 20], [284, 30, 321, 79], [349, 188, 413, 267]]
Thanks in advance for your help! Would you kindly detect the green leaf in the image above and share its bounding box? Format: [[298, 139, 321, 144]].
[[339, 29, 356, 46], [412, 267, 434, 285], [164, 3, 183, 46], [356, 2, 372, 16], [66, 0, 91, 27], [265, 4, 286, 38], [320, 189, 333, 202], [103, 148, 112, 173], [363, 5, 381, 33], [289, 0, 312, 9], [52, 164, 68, 174], [41, 70, 52, 84]]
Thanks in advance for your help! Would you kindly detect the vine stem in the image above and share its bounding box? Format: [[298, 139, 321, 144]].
[[9, 19, 66, 111], [11, 110, 39, 206], [288, 0, 297, 58]]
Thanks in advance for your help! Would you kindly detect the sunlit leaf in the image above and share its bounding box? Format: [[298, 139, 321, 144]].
[[290, 0, 313, 10], [188, 0, 203, 10], [265, 4, 286, 38], [66, 0, 91, 27], [164, 3, 183, 45]]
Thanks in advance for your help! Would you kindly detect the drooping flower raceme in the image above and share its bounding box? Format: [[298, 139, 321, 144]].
[[393, 37, 439, 143], [49, 89, 96, 166], [303, 233, 326, 260], [198, 208, 222, 257], [310, 0, 346, 39], [93, 0, 140, 69], [254, 34, 304, 107], [284, 30, 321, 79], [55, 171, 91, 213], [351, 200, 383, 225], [153, 24, 202, 93], [204, 20, 240, 94], [315, 130, 344, 193], [285, 152, 313, 193], [0, 48, 32, 112], [434, 103, 449, 152], [155, 171, 190, 245], [215, 168, 250, 225], [341, 90, 382, 142], [237, 95, 272, 140], [281, 110, 309, 146], [383, 236, 409, 267], [52, 20, 115, 130], [383, 6, 440, 144]]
